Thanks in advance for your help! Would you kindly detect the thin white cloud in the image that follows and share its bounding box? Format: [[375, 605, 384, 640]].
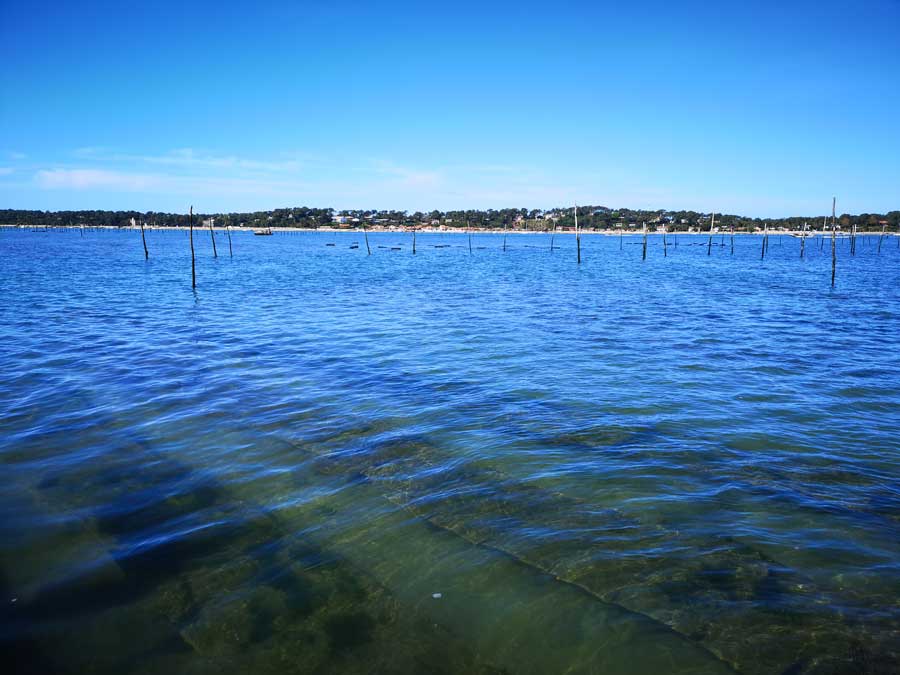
[[72, 146, 316, 173], [31, 159, 596, 212], [366, 159, 443, 188], [36, 169, 160, 191], [39, 150, 795, 213], [33, 167, 323, 203]]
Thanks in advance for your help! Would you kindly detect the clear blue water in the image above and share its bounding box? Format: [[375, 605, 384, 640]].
[[1, 228, 899, 674]]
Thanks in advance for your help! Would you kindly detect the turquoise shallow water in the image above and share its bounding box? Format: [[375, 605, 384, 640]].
[[1, 228, 899, 674]]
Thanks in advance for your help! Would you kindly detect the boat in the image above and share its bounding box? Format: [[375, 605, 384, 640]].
[[253, 227, 273, 236]]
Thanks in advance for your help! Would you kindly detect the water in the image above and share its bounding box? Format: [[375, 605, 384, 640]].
[[1, 228, 898, 674]]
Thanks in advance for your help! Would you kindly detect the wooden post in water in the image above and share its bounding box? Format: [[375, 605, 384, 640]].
[[412, 226, 416, 255], [730, 226, 735, 255], [138, 218, 148, 259], [363, 226, 371, 255], [226, 225, 233, 258], [662, 227, 668, 257], [761, 222, 768, 260], [208, 217, 217, 258], [467, 220, 472, 254], [642, 222, 647, 261], [503, 219, 508, 252], [831, 197, 837, 287], [619, 229, 623, 250], [189, 206, 196, 288], [707, 212, 715, 255], [800, 222, 806, 259], [878, 223, 886, 254], [574, 203, 581, 264]]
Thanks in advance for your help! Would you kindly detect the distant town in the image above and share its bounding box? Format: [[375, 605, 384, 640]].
[[2, 206, 898, 233]]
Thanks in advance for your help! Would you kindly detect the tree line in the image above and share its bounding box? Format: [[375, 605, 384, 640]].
[[2, 206, 898, 232]]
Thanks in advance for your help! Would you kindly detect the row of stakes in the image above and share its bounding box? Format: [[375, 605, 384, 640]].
[[112, 200, 894, 289]]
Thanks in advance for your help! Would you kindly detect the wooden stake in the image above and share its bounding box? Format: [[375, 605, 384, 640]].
[[642, 222, 647, 261], [800, 222, 806, 259], [878, 223, 886, 254], [363, 226, 371, 255], [730, 226, 734, 255], [226, 225, 233, 257], [208, 217, 217, 258], [574, 203, 581, 264], [503, 220, 507, 252], [467, 219, 472, 254], [831, 197, 837, 287], [707, 212, 715, 255], [761, 223, 767, 260], [412, 226, 416, 255], [189, 206, 196, 288], [139, 219, 148, 259]]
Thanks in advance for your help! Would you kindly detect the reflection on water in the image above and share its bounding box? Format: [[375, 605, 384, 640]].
[[1, 229, 899, 674]]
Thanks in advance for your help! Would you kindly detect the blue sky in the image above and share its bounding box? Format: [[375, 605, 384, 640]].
[[1, 0, 898, 216]]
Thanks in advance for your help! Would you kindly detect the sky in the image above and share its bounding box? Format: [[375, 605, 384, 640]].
[[1, 0, 898, 217]]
